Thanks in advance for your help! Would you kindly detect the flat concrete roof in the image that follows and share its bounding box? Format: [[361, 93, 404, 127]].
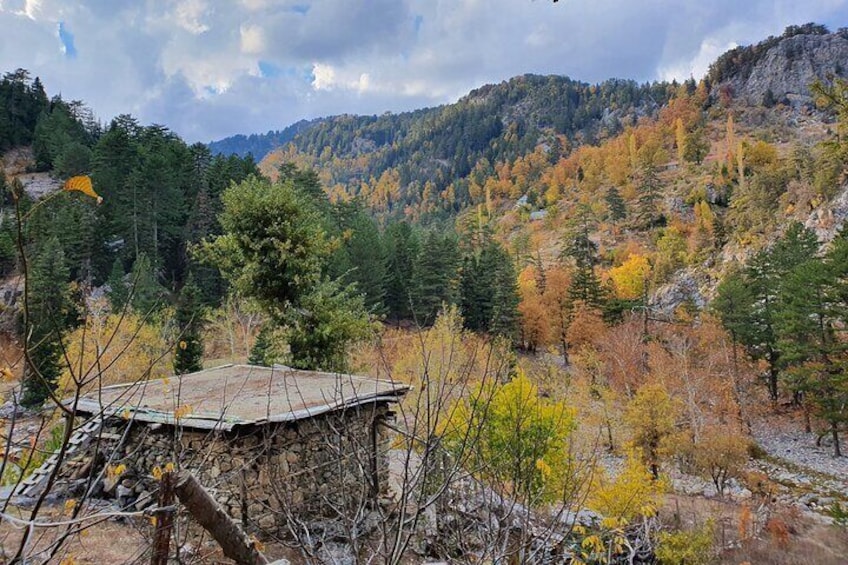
[[69, 364, 409, 431]]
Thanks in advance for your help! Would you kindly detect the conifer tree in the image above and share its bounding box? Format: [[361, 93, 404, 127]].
[[562, 212, 606, 309], [634, 162, 663, 228], [383, 221, 420, 320], [772, 232, 848, 456], [328, 203, 387, 313], [412, 230, 460, 325], [605, 186, 627, 222], [715, 222, 819, 402], [489, 250, 520, 342], [248, 324, 284, 367], [173, 276, 204, 375], [129, 253, 165, 314], [201, 174, 371, 372], [21, 237, 71, 406], [106, 257, 129, 312]]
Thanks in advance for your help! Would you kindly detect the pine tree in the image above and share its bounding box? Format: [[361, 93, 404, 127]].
[[248, 324, 279, 367], [328, 203, 387, 313], [287, 278, 372, 372], [634, 162, 663, 228], [718, 222, 819, 402], [562, 212, 606, 308], [173, 276, 204, 375], [459, 253, 486, 331], [128, 253, 165, 314], [202, 174, 371, 371], [605, 186, 627, 222], [489, 249, 520, 342], [412, 230, 460, 325], [21, 237, 71, 406], [771, 232, 848, 456], [106, 257, 129, 312], [383, 221, 420, 320]]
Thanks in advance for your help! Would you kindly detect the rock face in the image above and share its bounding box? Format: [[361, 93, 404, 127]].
[[805, 180, 848, 242], [719, 32, 848, 106]]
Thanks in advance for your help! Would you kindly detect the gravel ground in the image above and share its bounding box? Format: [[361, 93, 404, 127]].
[[751, 415, 848, 501], [752, 417, 848, 480]]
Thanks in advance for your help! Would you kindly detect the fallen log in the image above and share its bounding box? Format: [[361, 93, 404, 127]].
[[174, 471, 269, 565]]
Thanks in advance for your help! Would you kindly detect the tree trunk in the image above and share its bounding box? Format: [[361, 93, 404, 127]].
[[174, 472, 269, 565], [151, 471, 175, 565], [832, 421, 842, 458], [767, 366, 779, 404]]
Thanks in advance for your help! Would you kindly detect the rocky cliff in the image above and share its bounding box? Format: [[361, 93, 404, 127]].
[[713, 28, 848, 106]]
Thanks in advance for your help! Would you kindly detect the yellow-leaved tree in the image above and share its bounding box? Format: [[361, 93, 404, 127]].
[[608, 254, 652, 300], [624, 382, 681, 479], [588, 450, 666, 525], [58, 304, 171, 395], [442, 370, 578, 506]]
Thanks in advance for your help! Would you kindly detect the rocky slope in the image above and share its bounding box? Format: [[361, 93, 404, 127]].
[[712, 27, 848, 106]]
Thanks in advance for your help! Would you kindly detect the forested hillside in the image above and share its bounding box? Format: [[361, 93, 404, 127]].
[[247, 75, 677, 219]]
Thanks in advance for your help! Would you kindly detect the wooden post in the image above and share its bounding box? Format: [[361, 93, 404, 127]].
[[151, 471, 175, 565], [174, 471, 269, 565]]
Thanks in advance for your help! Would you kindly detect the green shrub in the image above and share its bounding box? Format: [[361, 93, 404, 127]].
[[655, 520, 715, 565]]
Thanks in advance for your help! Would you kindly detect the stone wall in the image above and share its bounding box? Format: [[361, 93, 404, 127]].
[[52, 402, 396, 535]]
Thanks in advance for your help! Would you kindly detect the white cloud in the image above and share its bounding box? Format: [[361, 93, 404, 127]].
[[174, 0, 209, 34], [241, 0, 267, 11], [659, 37, 739, 82], [240, 24, 265, 54], [310, 63, 335, 90], [1, 0, 847, 142]]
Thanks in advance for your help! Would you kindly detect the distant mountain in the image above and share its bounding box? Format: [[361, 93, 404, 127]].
[[258, 74, 678, 218], [708, 23, 848, 105], [224, 24, 848, 223], [207, 118, 319, 159]]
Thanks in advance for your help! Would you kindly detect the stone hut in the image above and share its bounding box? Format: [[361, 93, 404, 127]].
[[19, 364, 409, 534]]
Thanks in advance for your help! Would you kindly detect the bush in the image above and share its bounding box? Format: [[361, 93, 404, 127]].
[[655, 521, 715, 565]]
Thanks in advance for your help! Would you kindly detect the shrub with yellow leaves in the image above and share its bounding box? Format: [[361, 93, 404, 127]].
[[588, 451, 666, 523], [57, 308, 170, 395], [442, 369, 578, 506], [655, 520, 715, 565]]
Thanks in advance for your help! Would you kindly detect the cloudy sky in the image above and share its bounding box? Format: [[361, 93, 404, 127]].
[[1, 0, 846, 142]]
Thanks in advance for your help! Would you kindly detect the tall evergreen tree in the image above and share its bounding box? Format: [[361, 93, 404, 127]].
[[21, 237, 71, 406], [561, 212, 605, 308], [128, 253, 165, 314], [106, 257, 129, 312], [173, 276, 204, 375], [459, 239, 519, 338], [605, 186, 627, 222], [201, 174, 370, 372], [412, 230, 461, 325], [634, 162, 664, 228], [328, 202, 388, 313], [489, 248, 520, 342], [771, 232, 848, 456], [248, 324, 280, 366], [383, 221, 420, 320], [715, 222, 819, 402]]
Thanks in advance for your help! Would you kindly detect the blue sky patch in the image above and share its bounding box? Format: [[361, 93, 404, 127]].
[[258, 60, 282, 78], [57, 21, 77, 59]]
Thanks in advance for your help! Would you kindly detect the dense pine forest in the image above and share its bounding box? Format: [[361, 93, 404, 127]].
[[2, 21, 848, 565]]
